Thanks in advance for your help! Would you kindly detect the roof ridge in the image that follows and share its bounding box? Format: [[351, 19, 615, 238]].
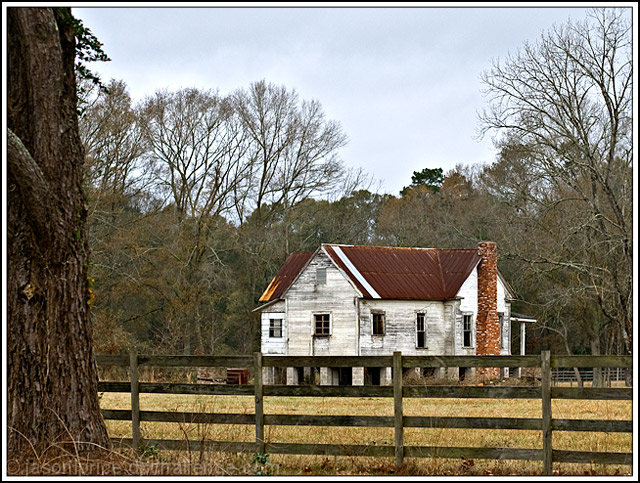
[[325, 243, 477, 251]]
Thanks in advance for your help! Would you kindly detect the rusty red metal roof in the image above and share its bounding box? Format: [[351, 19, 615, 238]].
[[258, 251, 314, 302], [260, 244, 482, 302], [325, 245, 481, 300]]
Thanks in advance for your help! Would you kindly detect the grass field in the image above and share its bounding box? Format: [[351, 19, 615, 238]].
[[93, 390, 633, 476]]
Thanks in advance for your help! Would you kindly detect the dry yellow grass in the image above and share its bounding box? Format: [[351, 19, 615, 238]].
[[96, 390, 633, 476]]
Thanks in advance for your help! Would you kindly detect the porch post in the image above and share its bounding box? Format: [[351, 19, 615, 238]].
[[518, 322, 527, 378], [320, 367, 331, 385], [286, 367, 299, 385], [352, 367, 364, 385]]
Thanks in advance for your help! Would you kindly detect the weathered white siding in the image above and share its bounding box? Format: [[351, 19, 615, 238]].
[[501, 302, 511, 355], [454, 303, 476, 356], [455, 268, 477, 355], [457, 266, 478, 314], [358, 300, 453, 356], [261, 301, 286, 355], [496, 277, 508, 314], [284, 250, 360, 356], [496, 278, 511, 355]]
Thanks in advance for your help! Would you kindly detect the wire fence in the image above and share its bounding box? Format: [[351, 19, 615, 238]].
[[552, 367, 629, 386]]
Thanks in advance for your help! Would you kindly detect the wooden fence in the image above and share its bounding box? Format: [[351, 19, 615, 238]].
[[96, 352, 632, 475], [552, 368, 628, 385]]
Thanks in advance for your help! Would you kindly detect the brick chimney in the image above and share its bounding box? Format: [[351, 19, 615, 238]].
[[476, 241, 500, 378]]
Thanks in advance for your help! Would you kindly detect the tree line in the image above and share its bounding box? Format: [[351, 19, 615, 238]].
[[81, 10, 632, 367]]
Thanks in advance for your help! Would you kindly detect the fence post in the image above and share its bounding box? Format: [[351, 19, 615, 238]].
[[541, 350, 552, 475], [393, 351, 404, 468], [129, 349, 141, 452], [254, 352, 265, 455]]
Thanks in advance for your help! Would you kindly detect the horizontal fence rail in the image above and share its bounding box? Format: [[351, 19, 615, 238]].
[[96, 352, 632, 474], [101, 409, 632, 433], [96, 381, 632, 400]]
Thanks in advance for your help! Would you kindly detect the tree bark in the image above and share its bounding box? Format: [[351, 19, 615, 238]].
[[7, 7, 110, 454]]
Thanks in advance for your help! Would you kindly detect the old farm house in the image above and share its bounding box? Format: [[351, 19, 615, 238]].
[[254, 241, 534, 385]]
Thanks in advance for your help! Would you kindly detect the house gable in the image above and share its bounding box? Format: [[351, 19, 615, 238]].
[[283, 248, 362, 301], [284, 249, 361, 356], [279, 246, 365, 302]]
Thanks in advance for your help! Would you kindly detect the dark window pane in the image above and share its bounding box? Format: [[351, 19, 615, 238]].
[[373, 313, 384, 335], [315, 314, 330, 335], [269, 319, 282, 338], [462, 314, 473, 347], [463, 330, 471, 347], [416, 313, 426, 348]]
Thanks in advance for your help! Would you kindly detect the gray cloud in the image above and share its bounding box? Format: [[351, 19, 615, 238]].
[[74, 5, 596, 195]]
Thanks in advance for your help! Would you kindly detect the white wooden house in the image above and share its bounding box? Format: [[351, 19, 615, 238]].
[[254, 241, 534, 385]]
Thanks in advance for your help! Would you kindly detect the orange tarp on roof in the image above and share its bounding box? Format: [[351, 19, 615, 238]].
[[258, 251, 314, 302]]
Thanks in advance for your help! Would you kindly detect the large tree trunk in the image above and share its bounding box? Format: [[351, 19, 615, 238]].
[[7, 7, 109, 454]]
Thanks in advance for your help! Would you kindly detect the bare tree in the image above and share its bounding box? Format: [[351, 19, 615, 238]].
[[7, 7, 109, 453], [143, 88, 250, 221], [233, 80, 348, 225], [80, 79, 151, 209], [140, 88, 250, 353], [479, 8, 633, 362]]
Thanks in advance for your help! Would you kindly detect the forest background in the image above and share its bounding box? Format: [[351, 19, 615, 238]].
[[78, 8, 633, 364]]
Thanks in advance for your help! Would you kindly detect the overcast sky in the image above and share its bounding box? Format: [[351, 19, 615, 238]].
[[73, 4, 602, 196]]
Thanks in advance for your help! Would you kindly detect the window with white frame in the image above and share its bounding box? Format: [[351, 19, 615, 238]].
[[314, 313, 331, 336], [498, 312, 504, 350], [463, 314, 473, 348], [269, 319, 283, 338], [416, 313, 426, 348]]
